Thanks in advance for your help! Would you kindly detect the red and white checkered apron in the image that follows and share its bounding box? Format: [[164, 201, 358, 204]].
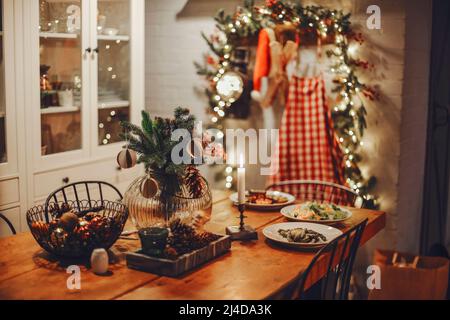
[[268, 75, 345, 197]]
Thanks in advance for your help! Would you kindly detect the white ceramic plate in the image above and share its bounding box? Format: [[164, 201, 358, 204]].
[[229, 191, 295, 211], [280, 203, 352, 224], [263, 222, 343, 249]]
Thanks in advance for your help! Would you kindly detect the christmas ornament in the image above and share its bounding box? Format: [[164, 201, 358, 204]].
[[49, 219, 59, 231], [50, 227, 68, 245], [75, 219, 91, 244], [84, 212, 98, 221], [31, 221, 49, 234], [59, 210, 79, 232], [116, 147, 137, 169], [90, 248, 109, 275], [88, 216, 107, 233], [78, 218, 89, 227], [140, 176, 159, 199]]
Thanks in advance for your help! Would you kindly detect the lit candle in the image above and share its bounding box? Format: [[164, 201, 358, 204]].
[[237, 154, 246, 204]]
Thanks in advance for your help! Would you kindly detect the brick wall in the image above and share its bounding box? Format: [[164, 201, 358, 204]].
[[145, 0, 432, 254], [145, 0, 240, 120]]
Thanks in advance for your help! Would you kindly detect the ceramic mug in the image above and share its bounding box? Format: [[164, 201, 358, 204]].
[[57, 89, 73, 107]]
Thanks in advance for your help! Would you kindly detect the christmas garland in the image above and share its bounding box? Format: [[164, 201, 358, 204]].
[[195, 0, 378, 207]]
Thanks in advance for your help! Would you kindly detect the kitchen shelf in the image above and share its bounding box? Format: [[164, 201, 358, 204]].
[[40, 106, 80, 115], [97, 34, 130, 42], [39, 32, 78, 39], [98, 100, 130, 109]]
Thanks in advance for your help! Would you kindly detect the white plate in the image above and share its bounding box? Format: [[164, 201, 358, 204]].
[[229, 191, 295, 211], [280, 203, 352, 224], [263, 222, 343, 249]]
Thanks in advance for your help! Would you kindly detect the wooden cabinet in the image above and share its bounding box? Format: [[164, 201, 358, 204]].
[[0, 0, 145, 236], [0, 0, 25, 237]]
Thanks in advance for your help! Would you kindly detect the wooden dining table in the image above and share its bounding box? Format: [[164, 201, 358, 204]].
[[0, 190, 385, 300]]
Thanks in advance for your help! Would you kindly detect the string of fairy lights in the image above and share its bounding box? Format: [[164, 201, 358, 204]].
[[195, 0, 378, 207]]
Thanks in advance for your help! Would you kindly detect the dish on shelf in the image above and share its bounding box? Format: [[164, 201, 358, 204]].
[[281, 202, 352, 224], [229, 190, 295, 211], [103, 28, 119, 36], [263, 222, 343, 249]]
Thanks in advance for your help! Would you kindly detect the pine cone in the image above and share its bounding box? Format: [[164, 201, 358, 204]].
[[185, 166, 206, 198], [195, 232, 221, 247], [167, 219, 219, 255]]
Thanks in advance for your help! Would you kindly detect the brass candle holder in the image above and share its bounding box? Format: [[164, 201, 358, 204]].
[[225, 203, 258, 241]]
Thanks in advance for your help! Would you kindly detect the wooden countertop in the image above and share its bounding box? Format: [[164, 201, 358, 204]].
[[0, 190, 385, 300]]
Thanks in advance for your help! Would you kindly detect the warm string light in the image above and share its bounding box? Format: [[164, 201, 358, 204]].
[[225, 165, 233, 189], [196, 2, 378, 206]]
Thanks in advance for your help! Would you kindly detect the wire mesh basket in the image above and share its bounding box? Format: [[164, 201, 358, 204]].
[[26, 199, 128, 258]]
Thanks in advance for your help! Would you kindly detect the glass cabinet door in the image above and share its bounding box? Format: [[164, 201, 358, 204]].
[[96, 0, 130, 146], [0, 0, 6, 163], [38, 0, 83, 155]]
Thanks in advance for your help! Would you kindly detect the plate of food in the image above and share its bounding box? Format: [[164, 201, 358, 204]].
[[229, 190, 295, 210], [281, 202, 352, 224], [262, 222, 343, 249]]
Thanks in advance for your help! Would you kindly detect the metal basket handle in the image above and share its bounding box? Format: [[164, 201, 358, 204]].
[[44, 181, 123, 223]]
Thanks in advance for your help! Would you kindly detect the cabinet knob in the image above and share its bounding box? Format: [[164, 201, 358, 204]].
[[62, 177, 70, 184], [85, 47, 92, 53], [93, 47, 99, 53]]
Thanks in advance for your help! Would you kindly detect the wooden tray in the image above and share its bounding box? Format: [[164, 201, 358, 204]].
[[126, 235, 231, 277]]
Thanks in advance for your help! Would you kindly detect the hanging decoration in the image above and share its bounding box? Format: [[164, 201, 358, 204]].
[[116, 146, 137, 169], [195, 0, 378, 207], [140, 176, 159, 199]]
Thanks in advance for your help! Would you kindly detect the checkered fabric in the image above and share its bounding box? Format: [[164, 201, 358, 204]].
[[268, 74, 345, 198]]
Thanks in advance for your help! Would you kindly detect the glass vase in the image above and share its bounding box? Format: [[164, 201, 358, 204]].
[[123, 174, 212, 231]]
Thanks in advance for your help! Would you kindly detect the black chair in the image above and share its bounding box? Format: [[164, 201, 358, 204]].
[[290, 219, 368, 300], [266, 179, 364, 208], [0, 212, 17, 235], [44, 181, 123, 222]]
